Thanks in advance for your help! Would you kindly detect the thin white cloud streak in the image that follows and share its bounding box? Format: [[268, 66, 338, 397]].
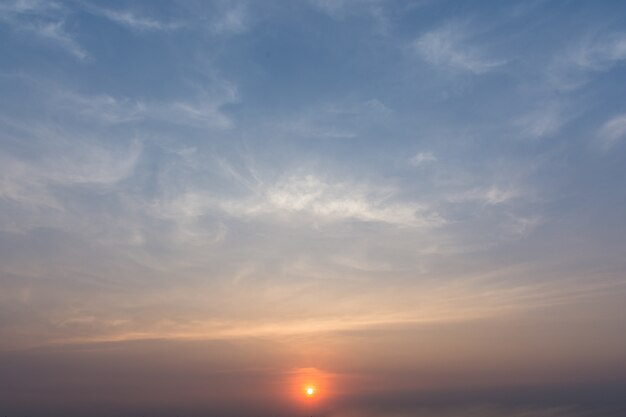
[[0, 1, 88, 60], [85, 5, 183, 32], [415, 23, 504, 74], [31, 20, 88, 59], [57, 86, 238, 129], [596, 113, 626, 150]]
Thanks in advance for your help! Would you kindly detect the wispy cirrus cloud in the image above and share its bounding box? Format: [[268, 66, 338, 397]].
[[415, 23, 504, 74], [0, 0, 88, 60], [4, 74, 238, 130], [211, 3, 248, 35], [549, 32, 626, 91], [514, 100, 581, 140], [309, 0, 383, 19], [0, 139, 141, 211], [153, 174, 444, 228], [596, 113, 626, 151], [0, 72, 237, 238], [570, 32, 626, 71], [85, 5, 183, 32], [308, 0, 390, 33]]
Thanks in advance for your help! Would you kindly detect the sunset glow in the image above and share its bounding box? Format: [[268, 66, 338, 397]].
[[1, 1, 626, 416]]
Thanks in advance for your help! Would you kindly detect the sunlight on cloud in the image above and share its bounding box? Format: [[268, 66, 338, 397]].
[[2, 2, 626, 415], [222, 175, 444, 227], [151, 173, 444, 228]]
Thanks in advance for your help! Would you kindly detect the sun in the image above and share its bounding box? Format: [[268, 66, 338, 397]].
[[306, 387, 315, 396]]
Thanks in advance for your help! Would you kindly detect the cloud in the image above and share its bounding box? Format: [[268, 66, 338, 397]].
[[549, 32, 626, 91], [515, 101, 576, 140], [0, 1, 88, 60], [596, 113, 626, 150], [572, 33, 626, 71], [308, 0, 391, 35], [410, 151, 436, 166], [276, 99, 391, 140], [87, 6, 183, 32], [9, 75, 238, 130], [415, 23, 504, 74], [0, 140, 141, 210], [257, 175, 440, 226], [152, 174, 444, 228], [309, 0, 367, 17], [158, 98, 236, 129], [212, 4, 248, 35], [31, 20, 88, 59], [448, 186, 519, 206]]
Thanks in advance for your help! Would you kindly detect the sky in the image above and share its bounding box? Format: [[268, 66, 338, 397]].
[[1, 0, 626, 416]]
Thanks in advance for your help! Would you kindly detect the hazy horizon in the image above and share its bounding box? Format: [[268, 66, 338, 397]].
[[1, 1, 626, 416]]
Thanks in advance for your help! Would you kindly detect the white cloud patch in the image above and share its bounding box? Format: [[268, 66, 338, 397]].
[[596, 113, 626, 150], [410, 151, 436, 166], [258, 175, 438, 226], [415, 23, 504, 74]]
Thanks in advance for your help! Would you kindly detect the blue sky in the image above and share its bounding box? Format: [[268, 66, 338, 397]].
[[1, 1, 626, 416]]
